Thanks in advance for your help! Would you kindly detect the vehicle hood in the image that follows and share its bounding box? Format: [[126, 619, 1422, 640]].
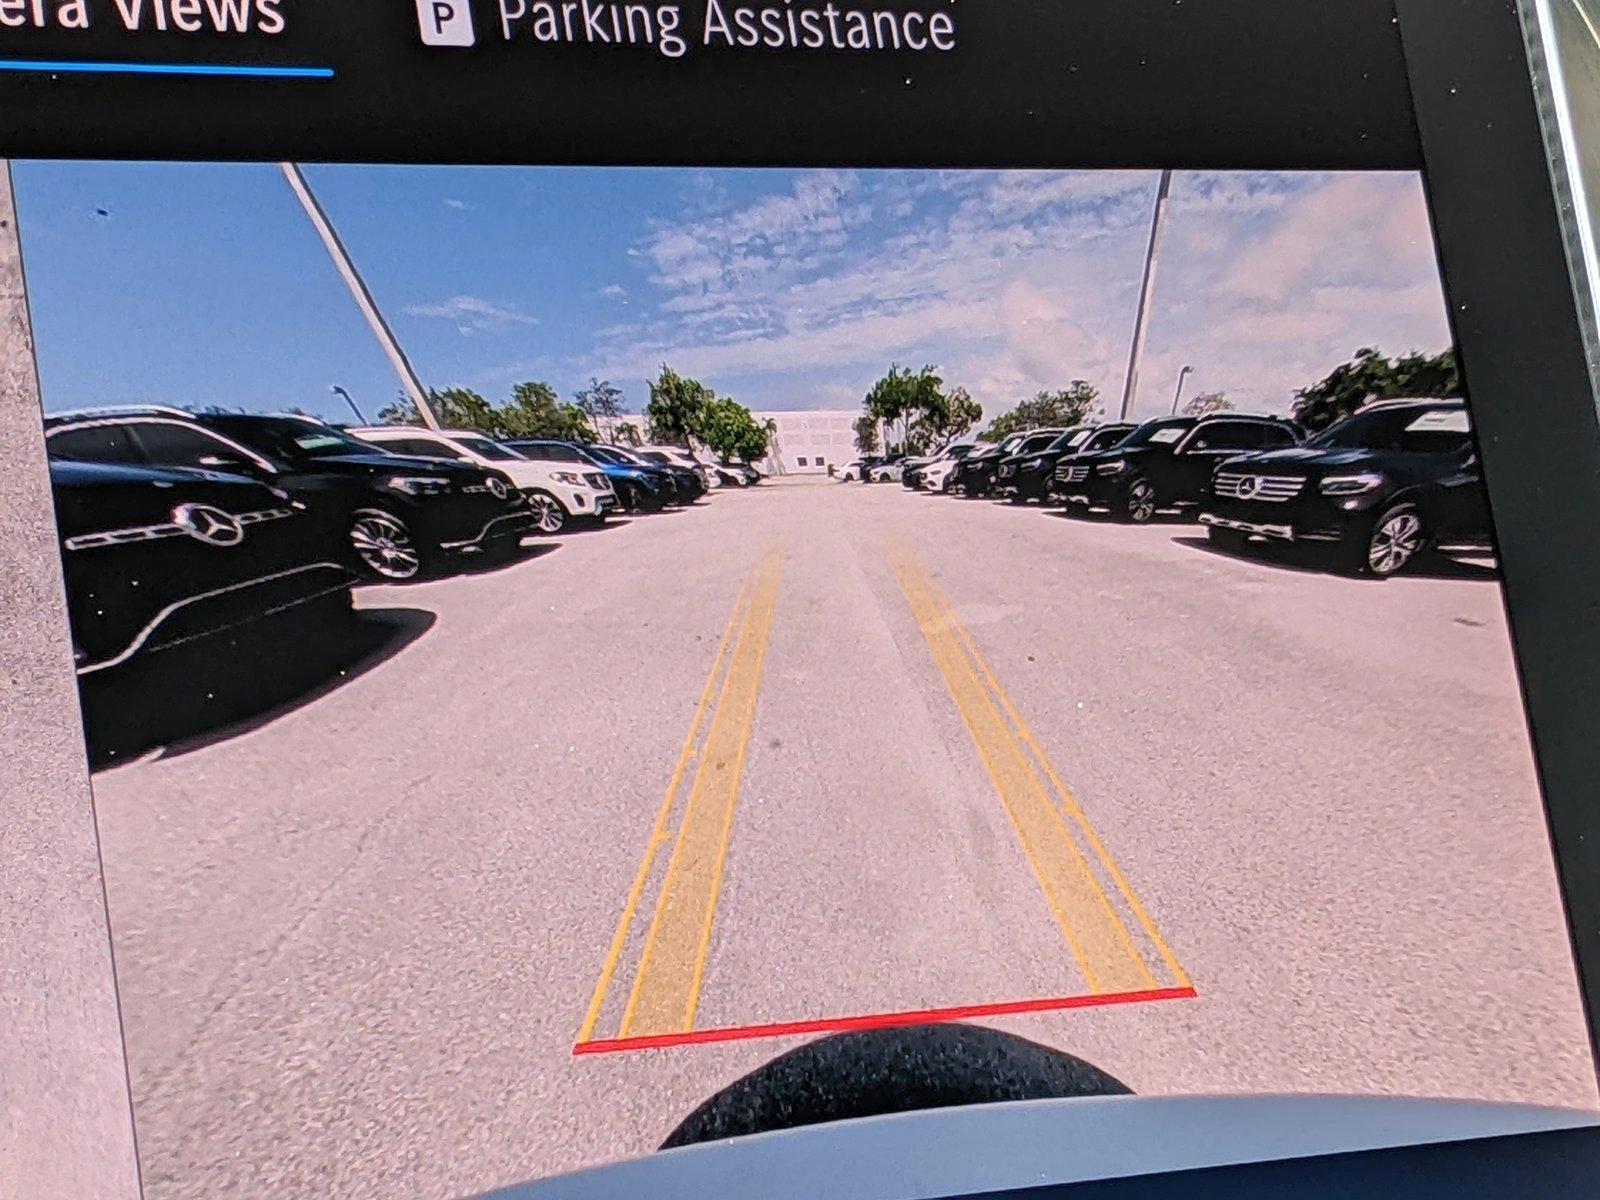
[[1225, 446, 1382, 471], [297, 451, 486, 478]]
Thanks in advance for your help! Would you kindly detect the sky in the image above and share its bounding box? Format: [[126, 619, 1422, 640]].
[[13, 162, 1452, 426]]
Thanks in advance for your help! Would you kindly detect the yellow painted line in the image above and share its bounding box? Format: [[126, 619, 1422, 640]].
[[924, 573, 1192, 990], [575, 567, 755, 1044], [912, 566, 1157, 990], [620, 550, 783, 1038], [892, 551, 1155, 995]]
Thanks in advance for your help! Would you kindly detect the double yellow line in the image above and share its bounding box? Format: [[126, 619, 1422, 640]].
[[578, 549, 783, 1044], [891, 547, 1189, 996]]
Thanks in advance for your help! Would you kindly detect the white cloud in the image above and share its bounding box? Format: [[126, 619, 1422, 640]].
[[404, 294, 538, 336], [444, 198, 469, 210], [599, 283, 628, 299]]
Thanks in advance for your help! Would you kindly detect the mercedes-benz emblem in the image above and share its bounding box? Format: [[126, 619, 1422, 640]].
[[1236, 475, 1261, 498], [172, 503, 244, 547], [486, 477, 508, 500]]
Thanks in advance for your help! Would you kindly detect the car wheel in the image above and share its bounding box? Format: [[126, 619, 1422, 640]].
[[1123, 477, 1157, 523], [1363, 503, 1424, 577], [1207, 525, 1249, 554], [527, 490, 567, 534], [349, 509, 423, 580]]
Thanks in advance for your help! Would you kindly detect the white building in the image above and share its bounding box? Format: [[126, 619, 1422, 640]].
[[754, 409, 868, 475]]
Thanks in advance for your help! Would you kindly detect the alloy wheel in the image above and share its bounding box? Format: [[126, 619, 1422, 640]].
[[1126, 479, 1156, 523], [1367, 509, 1422, 576], [349, 511, 421, 580], [529, 492, 566, 534]]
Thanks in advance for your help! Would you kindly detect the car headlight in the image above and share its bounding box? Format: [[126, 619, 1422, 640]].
[[1022, 458, 1043, 469], [1320, 472, 1384, 496], [550, 471, 584, 486], [1096, 459, 1128, 476], [384, 474, 452, 496]]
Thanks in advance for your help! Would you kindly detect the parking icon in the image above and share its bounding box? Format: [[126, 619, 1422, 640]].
[[416, 0, 476, 46]]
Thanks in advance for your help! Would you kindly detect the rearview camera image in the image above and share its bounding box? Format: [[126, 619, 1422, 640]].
[[13, 162, 1595, 1198]]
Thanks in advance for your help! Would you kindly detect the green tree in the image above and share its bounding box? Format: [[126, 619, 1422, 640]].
[[1291, 347, 1461, 432], [865, 363, 945, 452], [699, 396, 771, 463], [852, 414, 881, 455], [981, 382, 1102, 440], [575, 378, 625, 434], [1182, 391, 1233, 417], [499, 380, 594, 440], [646, 364, 714, 446], [611, 421, 642, 447]]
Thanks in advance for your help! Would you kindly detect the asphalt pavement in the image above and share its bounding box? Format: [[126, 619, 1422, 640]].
[[87, 476, 1597, 1199]]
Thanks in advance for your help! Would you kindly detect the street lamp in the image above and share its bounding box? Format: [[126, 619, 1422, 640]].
[[1170, 365, 1194, 415], [330, 384, 366, 424]]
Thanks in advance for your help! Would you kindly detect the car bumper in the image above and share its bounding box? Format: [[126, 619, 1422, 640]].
[[439, 509, 540, 551], [1199, 496, 1355, 543]]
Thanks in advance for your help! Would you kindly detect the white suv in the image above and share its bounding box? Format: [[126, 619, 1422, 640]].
[[352, 426, 614, 534], [920, 443, 978, 492]]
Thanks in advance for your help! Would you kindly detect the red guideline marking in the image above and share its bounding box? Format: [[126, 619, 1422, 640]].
[[573, 986, 1196, 1056]]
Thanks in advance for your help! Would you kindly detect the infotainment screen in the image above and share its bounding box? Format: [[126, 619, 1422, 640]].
[[4, 4, 1599, 1200], [9, 157, 1593, 1195]]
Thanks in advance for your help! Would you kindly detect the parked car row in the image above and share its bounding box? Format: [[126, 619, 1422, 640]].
[[899, 399, 1495, 578], [42, 405, 726, 682]]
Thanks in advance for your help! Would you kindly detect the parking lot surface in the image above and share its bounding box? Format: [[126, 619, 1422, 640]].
[[89, 476, 1595, 1199]]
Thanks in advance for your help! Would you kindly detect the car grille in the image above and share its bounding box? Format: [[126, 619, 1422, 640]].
[[998, 464, 1017, 478], [1056, 464, 1090, 483], [1213, 471, 1306, 502]]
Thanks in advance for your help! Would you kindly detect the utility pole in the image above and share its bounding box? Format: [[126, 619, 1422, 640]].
[[280, 163, 441, 431], [1118, 169, 1174, 421], [1170, 364, 1194, 414]]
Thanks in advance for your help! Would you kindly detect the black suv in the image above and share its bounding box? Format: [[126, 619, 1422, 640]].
[[996, 425, 1112, 502], [44, 408, 532, 581], [993, 428, 1075, 499], [1047, 422, 1140, 502], [1200, 398, 1491, 576], [52, 458, 353, 678], [579, 443, 686, 507], [1063, 413, 1302, 522], [952, 432, 1034, 497]]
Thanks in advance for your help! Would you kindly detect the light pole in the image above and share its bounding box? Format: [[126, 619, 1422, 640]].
[[330, 385, 365, 425], [1118, 169, 1175, 421], [1170, 365, 1194, 414], [280, 163, 442, 431]]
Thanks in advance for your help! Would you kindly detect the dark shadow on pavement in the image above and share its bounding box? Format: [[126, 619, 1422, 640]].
[[80, 604, 436, 771], [1172, 534, 1501, 582], [561, 518, 633, 535], [449, 541, 562, 576]]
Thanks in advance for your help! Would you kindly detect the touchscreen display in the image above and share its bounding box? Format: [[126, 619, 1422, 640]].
[[12, 159, 1596, 1195]]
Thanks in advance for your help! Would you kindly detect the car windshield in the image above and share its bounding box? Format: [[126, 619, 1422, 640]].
[[204, 415, 379, 460], [449, 435, 524, 461], [1082, 427, 1133, 452], [637, 451, 670, 464], [1310, 404, 1469, 450], [1048, 429, 1092, 452], [1119, 417, 1196, 448]]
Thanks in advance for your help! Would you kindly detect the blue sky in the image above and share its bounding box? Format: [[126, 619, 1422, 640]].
[[13, 163, 1451, 425]]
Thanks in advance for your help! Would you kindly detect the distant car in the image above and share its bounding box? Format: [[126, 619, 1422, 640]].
[[1045, 423, 1141, 503], [43, 408, 532, 581], [636, 444, 731, 489], [605, 446, 706, 504], [868, 460, 904, 483], [995, 428, 1079, 500], [351, 426, 614, 535], [509, 439, 669, 513], [1200, 398, 1492, 576], [51, 458, 354, 677], [1061, 413, 1303, 522], [908, 441, 979, 492], [952, 432, 1033, 497], [838, 460, 866, 482]]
